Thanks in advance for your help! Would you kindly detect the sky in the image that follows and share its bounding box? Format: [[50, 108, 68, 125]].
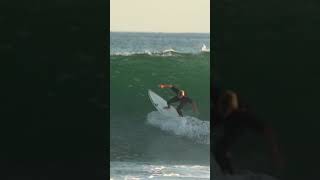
[[110, 0, 210, 33]]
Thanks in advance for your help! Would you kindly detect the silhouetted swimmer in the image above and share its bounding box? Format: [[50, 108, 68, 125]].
[[213, 86, 284, 175]]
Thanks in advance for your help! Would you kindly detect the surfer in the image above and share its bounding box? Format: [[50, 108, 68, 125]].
[[159, 84, 198, 117], [213, 83, 284, 175]]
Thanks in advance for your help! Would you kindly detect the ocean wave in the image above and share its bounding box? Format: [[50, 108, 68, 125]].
[[146, 111, 210, 144], [110, 47, 210, 56], [110, 51, 184, 57]]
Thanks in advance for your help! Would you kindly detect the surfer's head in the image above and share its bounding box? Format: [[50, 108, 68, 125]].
[[178, 90, 186, 99], [219, 90, 239, 116]]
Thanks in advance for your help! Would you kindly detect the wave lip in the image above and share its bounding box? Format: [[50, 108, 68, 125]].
[[162, 48, 177, 53], [110, 45, 210, 56], [146, 111, 210, 144], [110, 51, 188, 57]]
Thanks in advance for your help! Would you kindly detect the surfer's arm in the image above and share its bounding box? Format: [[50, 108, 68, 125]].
[[159, 84, 180, 92], [159, 84, 181, 95], [191, 101, 198, 113], [252, 118, 284, 170], [167, 96, 180, 107], [243, 111, 284, 170], [159, 84, 173, 89], [187, 98, 198, 113], [263, 127, 285, 170], [170, 86, 180, 94]]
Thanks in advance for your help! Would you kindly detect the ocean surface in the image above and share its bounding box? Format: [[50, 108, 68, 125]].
[[110, 32, 210, 179]]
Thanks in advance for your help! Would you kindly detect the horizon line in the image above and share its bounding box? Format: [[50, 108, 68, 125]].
[[110, 30, 210, 34]]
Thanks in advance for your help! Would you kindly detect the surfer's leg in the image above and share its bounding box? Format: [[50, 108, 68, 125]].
[[176, 102, 185, 117], [214, 138, 234, 175]]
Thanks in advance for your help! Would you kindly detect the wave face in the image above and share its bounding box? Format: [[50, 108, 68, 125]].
[[110, 32, 210, 179], [110, 52, 210, 160]]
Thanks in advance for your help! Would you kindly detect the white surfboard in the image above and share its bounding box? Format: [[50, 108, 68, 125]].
[[148, 89, 180, 117]]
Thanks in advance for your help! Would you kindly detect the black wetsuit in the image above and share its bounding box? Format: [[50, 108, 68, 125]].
[[167, 87, 193, 117], [212, 86, 265, 174], [214, 110, 265, 174]]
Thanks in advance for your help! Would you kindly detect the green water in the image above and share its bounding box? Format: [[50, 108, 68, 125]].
[[110, 53, 210, 163]]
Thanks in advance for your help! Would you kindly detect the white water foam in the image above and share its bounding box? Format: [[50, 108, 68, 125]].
[[110, 160, 277, 180], [110, 50, 181, 57], [201, 44, 210, 52], [110, 161, 210, 180], [146, 111, 210, 144]]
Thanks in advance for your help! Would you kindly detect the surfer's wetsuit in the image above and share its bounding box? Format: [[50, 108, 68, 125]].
[[214, 110, 265, 174], [167, 86, 193, 117], [213, 86, 266, 174]]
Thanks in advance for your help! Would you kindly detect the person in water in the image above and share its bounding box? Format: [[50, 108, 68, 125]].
[[212, 82, 284, 175], [159, 84, 198, 117]]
